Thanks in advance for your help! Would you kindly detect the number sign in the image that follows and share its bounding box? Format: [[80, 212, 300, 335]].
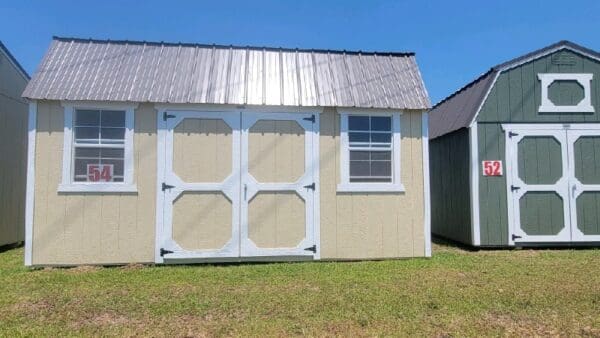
[[482, 160, 502, 176], [87, 164, 114, 182]]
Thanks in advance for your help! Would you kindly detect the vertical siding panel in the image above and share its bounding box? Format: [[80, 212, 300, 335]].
[[410, 112, 424, 255], [319, 108, 337, 258], [397, 113, 413, 256], [32, 102, 50, 264], [508, 66, 523, 122], [520, 61, 536, 122]]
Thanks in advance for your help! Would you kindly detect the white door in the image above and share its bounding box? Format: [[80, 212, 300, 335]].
[[505, 127, 571, 243], [158, 111, 241, 259], [240, 112, 317, 257], [157, 110, 318, 261], [567, 129, 600, 242]]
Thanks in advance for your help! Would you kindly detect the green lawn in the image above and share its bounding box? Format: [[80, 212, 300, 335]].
[[0, 243, 599, 337]]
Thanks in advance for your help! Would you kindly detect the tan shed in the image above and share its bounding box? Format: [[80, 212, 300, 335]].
[[0, 41, 28, 248], [22, 37, 431, 266]]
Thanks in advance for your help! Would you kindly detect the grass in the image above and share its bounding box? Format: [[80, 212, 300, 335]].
[[0, 242, 599, 337]]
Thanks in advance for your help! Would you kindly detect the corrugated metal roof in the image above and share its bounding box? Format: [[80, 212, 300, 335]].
[[23, 37, 431, 110], [429, 40, 600, 139]]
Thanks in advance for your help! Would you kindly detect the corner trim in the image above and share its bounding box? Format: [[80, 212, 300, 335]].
[[422, 112, 431, 257], [469, 125, 481, 246], [24, 101, 37, 266]]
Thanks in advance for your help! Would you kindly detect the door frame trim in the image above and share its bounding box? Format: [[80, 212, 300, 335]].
[[503, 123, 600, 246], [154, 104, 322, 263]]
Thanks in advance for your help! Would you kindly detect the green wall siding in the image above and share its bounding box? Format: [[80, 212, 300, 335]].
[[476, 49, 600, 246], [430, 128, 472, 244]]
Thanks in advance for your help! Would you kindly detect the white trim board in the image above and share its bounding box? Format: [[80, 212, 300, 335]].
[[24, 101, 37, 266], [422, 112, 431, 257], [469, 125, 481, 246]]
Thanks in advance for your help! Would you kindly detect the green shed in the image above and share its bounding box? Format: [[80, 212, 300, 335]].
[[429, 40, 600, 247]]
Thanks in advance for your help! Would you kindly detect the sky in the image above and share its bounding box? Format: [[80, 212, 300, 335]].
[[1, 0, 599, 104]]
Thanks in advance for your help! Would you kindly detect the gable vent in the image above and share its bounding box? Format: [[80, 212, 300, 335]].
[[551, 52, 576, 65]]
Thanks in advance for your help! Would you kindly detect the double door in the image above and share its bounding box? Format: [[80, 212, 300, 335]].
[[156, 110, 318, 261], [506, 124, 600, 244]]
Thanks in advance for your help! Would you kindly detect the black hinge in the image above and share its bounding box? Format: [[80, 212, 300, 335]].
[[508, 131, 519, 138], [512, 234, 522, 241], [163, 111, 176, 121], [160, 248, 174, 257], [304, 245, 317, 253], [511, 185, 521, 192], [303, 182, 316, 190], [303, 115, 315, 123], [162, 182, 175, 191]]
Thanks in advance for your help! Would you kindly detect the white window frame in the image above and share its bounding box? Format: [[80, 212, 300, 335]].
[[538, 73, 594, 113], [338, 111, 404, 192], [58, 102, 137, 193]]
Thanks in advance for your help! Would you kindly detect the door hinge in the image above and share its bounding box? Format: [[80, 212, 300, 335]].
[[160, 248, 174, 257], [163, 111, 176, 121], [304, 244, 317, 253], [303, 114, 315, 123], [303, 182, 316, 190], [508, 131, 519, 138], [162, 182, 175, 191], [512, 234, 522, 241], [511, 185, 521, 192]]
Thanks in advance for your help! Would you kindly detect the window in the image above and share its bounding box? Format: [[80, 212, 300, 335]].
[[339, 112, 403, 192], [59, 104, 136, 192]]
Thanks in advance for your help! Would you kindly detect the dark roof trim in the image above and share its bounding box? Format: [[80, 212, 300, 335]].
[[52, 36, 416, 57], [0, 40, 30, 80], [430, 68, 495, 110]]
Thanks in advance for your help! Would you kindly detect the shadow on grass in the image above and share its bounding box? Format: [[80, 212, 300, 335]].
[[0, 241, 23, 254]]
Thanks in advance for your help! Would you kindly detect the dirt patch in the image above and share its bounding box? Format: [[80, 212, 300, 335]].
[[120, 263, 146, 270], [66, 265, 103, 274], [480, 312, 562, 337]]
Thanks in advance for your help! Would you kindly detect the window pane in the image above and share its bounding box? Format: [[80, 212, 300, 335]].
[[75, 110, 100, 126], [350, 150, 370, 161], [371, 133, 391, 144], [371, 161, 391, 176], [74, 157, 99, 182], [102, 159, 124, 178], [349, 161, 370, 177], [101, 110, 126, 127], [101, 127, 125, 142], [348, 116, 369, 131], [371, 116, 391, 131], [100, 148, 124, 159], [75, 148, 100, 158], [371, 151, 391, 160], [349, 132, 369, 143], [74, 127, 99, 142]]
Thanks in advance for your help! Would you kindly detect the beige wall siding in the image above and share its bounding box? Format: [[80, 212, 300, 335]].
[[319, 108, 425, 259], [0, 50, 28, 246], [31, 101, 156, 265]]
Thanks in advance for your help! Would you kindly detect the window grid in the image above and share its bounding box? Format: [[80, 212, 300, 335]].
[[347, 115, 393, 183]]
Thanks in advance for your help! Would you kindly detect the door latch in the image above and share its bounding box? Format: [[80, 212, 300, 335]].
[[511, 185, 521, 192]]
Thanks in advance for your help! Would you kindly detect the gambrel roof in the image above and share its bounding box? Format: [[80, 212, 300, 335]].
[[23, 37, 431, 110], [429, 40, 600, 139]]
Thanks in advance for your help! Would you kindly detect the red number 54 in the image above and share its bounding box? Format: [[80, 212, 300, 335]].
[[87, 164, 114, 182]]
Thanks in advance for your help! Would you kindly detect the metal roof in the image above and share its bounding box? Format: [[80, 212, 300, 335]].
[[429, 40, 600, 139], [0, 40, 30, 80], [23, 37, 431, 110]]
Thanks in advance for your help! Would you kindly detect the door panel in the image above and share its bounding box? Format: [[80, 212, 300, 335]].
[[160, 111, 241, 259], [241, 113, 315, 257], [568, 130, 600, 241], [506, 128, 570, 243]]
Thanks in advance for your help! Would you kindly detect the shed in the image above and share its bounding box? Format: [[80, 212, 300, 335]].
[[0, 41, 29, 247], [22, 37, 431, 266], [429, 40, 600, 247]]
